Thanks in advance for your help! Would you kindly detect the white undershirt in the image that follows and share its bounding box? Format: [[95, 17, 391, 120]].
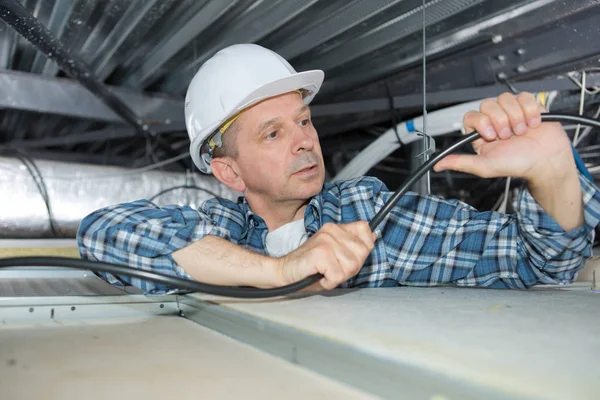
[[265, 218, 308, 258]]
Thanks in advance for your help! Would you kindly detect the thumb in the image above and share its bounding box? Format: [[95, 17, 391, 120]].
[[434, 154, 494, 178]]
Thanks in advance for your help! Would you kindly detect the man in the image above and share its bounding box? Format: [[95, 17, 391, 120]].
[[78, 44, 600, 295]]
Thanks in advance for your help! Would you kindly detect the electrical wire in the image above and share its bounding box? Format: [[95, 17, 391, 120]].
[[573, 72, 587, 145], [573, 103, 600, 147], [497, 177, 511, 214], [18, 151, 58, 236], [0, 257, 321, 299], [420, 0, 431, 195], [567, 73, 600, 95], [385, 81, 403, 145], [369, 113, 600, 229], [1, 114, 600, 298], [148, 185, 220, 203], [17, 152, 191, 181], [0, 149, 58, 236]]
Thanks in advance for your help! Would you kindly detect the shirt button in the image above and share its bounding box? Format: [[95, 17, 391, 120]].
[[252, 220, 258, 227]]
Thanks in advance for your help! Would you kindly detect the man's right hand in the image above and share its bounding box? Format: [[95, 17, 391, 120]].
[[276, 221, 376, 291]]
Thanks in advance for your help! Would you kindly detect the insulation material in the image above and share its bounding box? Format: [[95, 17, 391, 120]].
[[0, 156, 238, 238]]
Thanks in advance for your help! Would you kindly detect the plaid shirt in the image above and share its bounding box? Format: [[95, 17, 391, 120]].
[[77, 174, 600, 295]]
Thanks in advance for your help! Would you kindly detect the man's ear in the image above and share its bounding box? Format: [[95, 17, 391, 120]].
[[211, 157, 246, 192]]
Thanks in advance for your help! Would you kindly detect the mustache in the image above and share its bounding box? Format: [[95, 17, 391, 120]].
[[288, 152, 320, 174]]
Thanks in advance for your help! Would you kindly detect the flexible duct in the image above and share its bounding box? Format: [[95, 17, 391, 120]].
[[0, 157, 238, 238]]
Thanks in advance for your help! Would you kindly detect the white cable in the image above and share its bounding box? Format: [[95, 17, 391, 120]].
[[573, 103, 600, 147], [333, 91, 559, 182], [567, 73, 600, 95], [497, 177, 511, 213], [545, 90, 558, 111], [332, 100, 483, 182], [573, 72, 587, 145]]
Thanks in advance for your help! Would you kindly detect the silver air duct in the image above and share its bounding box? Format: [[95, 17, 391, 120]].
[[0, 156, 238, 238]]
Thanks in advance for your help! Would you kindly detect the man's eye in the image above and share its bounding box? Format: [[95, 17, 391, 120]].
[[266, 131, 278, 140], [299, 119, 310, 127]]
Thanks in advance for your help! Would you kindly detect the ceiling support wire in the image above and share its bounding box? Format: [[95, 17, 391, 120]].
[[420, 0, 432, 195], [422, 0, 429, 194]]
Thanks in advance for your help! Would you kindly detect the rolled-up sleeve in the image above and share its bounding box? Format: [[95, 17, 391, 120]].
[[509, 173, 600, 286], [376, 173, 600, 289], [77, 199, 233, 294]]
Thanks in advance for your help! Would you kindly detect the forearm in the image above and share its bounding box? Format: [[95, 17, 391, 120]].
[[171, 235, 281, 288], [527, 162, 584, 231]]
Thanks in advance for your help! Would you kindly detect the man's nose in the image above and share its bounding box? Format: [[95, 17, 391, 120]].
[[292, 124, 314, 153]]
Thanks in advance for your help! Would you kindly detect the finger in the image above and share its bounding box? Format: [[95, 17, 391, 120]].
[[314, 247, 345, 290], [468, 136, 488, 155], [339, 226, 374, 265], [480, 98, 512, 140], [463, 110, 497, 141], [336, 232, 371, 271], [320, 249, 357, 290], [340, 221, 375, 249], [433, 154, 495, 178], [498, 92, 527, 136], [516, 92, 542, 128], [321, 231, 365, 274]]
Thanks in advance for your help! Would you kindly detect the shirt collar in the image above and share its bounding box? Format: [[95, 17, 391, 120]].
[[237, 196, 259, 236], [236, 186, 326, 235]]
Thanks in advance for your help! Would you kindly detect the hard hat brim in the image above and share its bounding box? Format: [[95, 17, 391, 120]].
[[190, 69, 324, 174]]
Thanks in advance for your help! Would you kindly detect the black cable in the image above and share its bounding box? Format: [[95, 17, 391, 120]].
[[1, 114, 599, 298], [0, 257, 321, 299], [370, 113, 600, 229], [148, 185, 220, 203]]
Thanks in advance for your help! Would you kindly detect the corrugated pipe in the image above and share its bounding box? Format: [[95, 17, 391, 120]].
[[0, 156, 238, 238]]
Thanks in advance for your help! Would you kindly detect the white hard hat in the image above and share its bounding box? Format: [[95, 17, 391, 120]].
[[185, 43, 325, 174]]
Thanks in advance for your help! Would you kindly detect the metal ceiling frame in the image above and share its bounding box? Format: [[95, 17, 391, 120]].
[[122, 0, 238, 88], [3, 71, 599, 150], [0, 0, 598, 174], [0, 69, 184, 128], [0, 0, 152, 136]]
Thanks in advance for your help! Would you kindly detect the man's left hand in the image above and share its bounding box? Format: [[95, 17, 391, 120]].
[[434, 92, 575, 184]]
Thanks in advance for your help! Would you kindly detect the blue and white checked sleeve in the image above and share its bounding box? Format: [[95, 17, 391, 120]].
[[374, 173, 600, 289], [77, 199, 233, 294]]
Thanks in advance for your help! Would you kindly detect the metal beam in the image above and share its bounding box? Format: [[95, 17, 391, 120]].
[[0, 69, 185, 127], [29, 0, 72, 74], [276, 0, 408, 61], [0, 20, 17, 70], [297, 0, 486, 73], [319, 0, 593, 96], [162, 0, 320, 93], [0, 0, 151, 137], [2, 69, 597, 144], [91, 0, 162, 81], [123, 0, 238, 88], [311, 75, 600, 117]]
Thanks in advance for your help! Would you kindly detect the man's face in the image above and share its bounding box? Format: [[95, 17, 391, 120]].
[[231, 92, 325, 203]]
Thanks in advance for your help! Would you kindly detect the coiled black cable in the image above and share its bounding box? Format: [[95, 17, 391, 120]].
[[0, 114, 599, 298]]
